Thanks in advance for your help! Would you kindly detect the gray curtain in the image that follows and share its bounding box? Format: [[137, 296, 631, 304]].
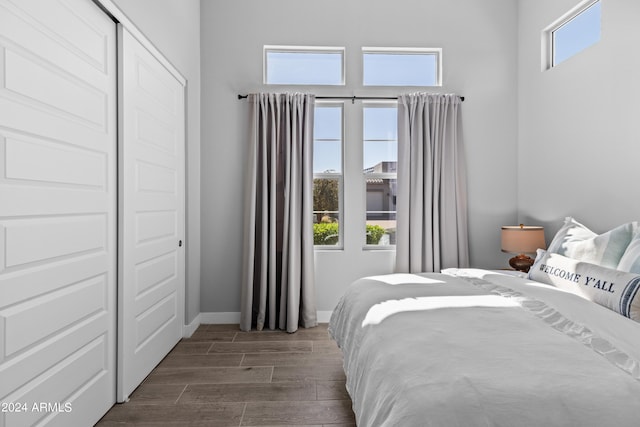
[[396, 93, 469, 273], [241, 93, 317, 332]]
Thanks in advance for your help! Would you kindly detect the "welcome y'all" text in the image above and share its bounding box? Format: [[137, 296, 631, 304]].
[[538, 264, 615, 293]]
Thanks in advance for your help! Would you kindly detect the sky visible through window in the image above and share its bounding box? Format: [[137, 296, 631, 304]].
[[313, 88, 401, 174], [314, 105, 398, 173], [279, 2, 602, 169], [553, 1, 601, 66], [363, 53, 437, 86], [269, 49, 421, 172], [313, 106, 342, 173], [363, 107, 397, 171], [266, 50, 343, 85]]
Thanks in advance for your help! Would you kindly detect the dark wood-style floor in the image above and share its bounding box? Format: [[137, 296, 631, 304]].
[[96, 323, 356, 426]]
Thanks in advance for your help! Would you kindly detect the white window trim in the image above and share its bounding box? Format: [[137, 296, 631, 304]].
[[362, 47, 443, 87], [362, 101, 398, 248], [541, 0, 600, 71], [313, 101, 399, 251], [263, 45, 346, 85], [313, 101, 345, 249]]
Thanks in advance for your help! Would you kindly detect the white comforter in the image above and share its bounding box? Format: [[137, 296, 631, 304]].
[[328, 269, 640, 427]]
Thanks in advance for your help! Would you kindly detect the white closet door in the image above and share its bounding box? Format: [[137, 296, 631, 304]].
[[118, 26, 185, 402], [0, 0, 117, 425]]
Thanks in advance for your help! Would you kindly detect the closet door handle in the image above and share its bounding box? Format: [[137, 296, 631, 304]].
[[178, 240, 183, 247]]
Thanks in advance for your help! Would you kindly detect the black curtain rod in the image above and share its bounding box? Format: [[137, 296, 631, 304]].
[[237, 94, 464, 102]]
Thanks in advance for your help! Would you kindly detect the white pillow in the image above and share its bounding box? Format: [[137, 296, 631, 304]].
[[546, 217, 595, 253], [546, 217, 637, 269], [618, 231, 640, 274], [529, 250, 640, 322]]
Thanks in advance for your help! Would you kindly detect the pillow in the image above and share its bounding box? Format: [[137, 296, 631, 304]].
[[618, 231, 640, 274], [529, 250, 640, 322], [546, 217, 595, 253], [546, 217, 637, 269]]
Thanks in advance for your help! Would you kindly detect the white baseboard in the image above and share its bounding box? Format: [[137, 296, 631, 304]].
[[197, 311, 333, 325], [200, 312, 242, 324], [317, 311, 333, 323], [183, 313, 201, 338]]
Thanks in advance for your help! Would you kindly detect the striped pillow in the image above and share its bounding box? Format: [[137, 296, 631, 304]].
[[618, 231, 640, 274], [529, 250, 640, 321], [547, 217, 637, 269]]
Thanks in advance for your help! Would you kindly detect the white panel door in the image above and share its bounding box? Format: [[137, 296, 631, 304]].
[[118, 26, 185, 402], [0, 0, 117, 425]]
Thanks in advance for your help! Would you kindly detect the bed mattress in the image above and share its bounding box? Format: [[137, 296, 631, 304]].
[[329, 269, 640, 427]]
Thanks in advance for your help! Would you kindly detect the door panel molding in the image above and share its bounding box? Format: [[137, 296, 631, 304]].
[[0, 0, 117, 425], [117, 25, 185, 403]]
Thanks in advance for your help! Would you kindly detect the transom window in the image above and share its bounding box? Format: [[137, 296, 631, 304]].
[[544, 1, 601, 69], [363, 47, 441, 86], [264, 46, 345, 85]]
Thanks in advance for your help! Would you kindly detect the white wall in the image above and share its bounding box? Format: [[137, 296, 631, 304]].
[[112, 0, 202, 324], [100, 0, 640, 320], [518, 0, 640, 237], [201, 0, 519, 314]]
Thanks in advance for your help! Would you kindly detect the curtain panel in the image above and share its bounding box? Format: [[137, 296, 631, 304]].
[[241, 93, 317, 332], [396, 93, 469, 273]]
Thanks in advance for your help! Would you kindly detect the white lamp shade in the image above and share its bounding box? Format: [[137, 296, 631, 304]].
[[501, 225, 546, 254]]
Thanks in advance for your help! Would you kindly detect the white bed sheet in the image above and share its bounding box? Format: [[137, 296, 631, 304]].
[[328, 269, 640, 427]]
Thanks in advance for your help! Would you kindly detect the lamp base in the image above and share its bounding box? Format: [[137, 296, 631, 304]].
[[509, 254, 535, 273]]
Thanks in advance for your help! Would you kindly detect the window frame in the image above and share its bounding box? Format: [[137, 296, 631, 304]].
[[362, 47, 442, 87], [362, 101, 398, 249], [542, 0, 601, 70], [313, 101, 345, 249], [263, 45, 346, 86]]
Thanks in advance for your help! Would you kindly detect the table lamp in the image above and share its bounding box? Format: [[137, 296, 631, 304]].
[[501, 224, 546, 272]]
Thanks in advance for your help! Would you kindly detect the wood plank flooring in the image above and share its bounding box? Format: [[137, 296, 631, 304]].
[[96, 323, 355, 426]]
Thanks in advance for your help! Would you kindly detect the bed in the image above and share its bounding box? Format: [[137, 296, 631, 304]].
[[329, 218, 640, 426]]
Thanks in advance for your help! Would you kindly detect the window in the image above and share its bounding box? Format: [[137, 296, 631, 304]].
[[268, 44, 441, 250], [363, 104, 397, 246], [264, 46, 345, 85], [313, 104, 343, 247], [544, 1, 601, 69], [363, 48, 441, 86], [313, 102, 397, 249]]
